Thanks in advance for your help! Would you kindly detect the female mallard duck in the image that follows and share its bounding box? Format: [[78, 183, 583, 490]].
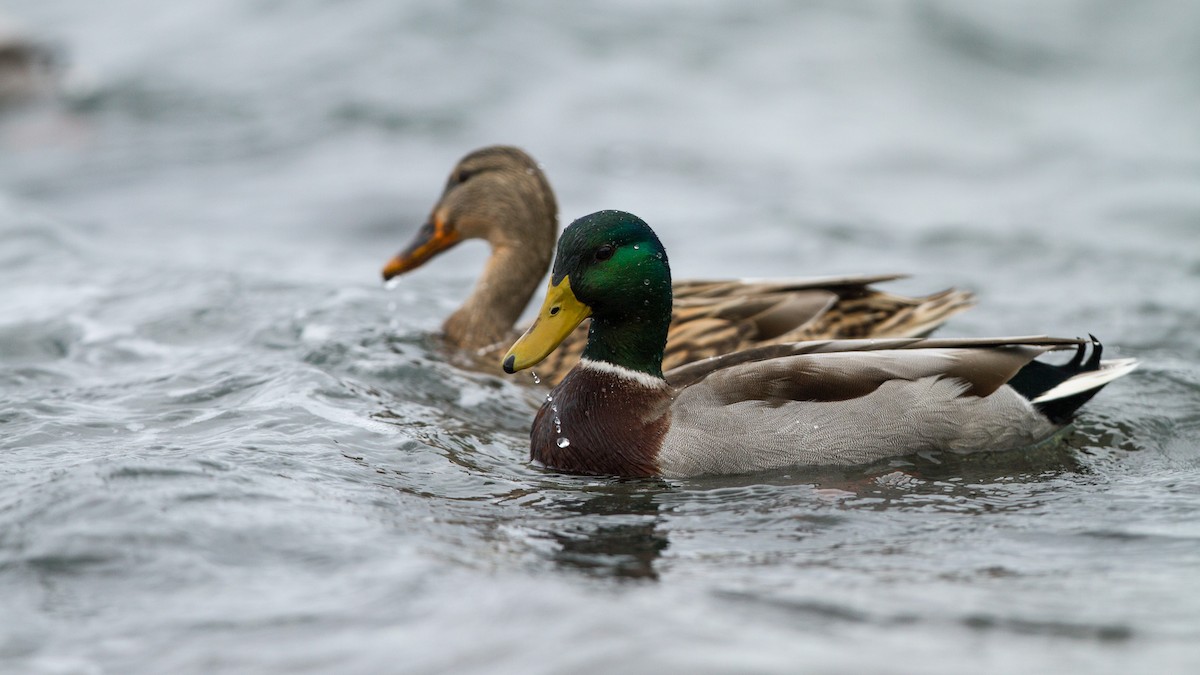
[[502, 210, 1138, 477], [382, 146, 974, 384]]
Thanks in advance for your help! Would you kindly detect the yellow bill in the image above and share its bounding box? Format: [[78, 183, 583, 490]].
[[503, 275, 591, 373]]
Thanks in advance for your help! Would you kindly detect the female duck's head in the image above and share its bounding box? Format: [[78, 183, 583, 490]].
[[503, 210, 672, 377], [381, 146, 556, 281]]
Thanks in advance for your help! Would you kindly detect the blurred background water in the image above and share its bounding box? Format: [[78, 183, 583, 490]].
[[2, 1, 1199, 673]]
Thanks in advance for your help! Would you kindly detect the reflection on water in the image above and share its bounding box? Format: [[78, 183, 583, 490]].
[[507, 439, 1100, 584], [543, 484, 670, 580]]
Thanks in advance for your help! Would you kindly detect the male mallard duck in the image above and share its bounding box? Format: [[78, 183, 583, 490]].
[[502, 210, 1138, 477], [382, 146, 975, 384]]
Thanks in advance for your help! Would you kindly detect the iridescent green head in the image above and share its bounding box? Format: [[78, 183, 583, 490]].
[[503, 210, 673, 377]]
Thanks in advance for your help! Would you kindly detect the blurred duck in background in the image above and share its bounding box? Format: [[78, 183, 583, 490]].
[[0, 15, 60, 107]]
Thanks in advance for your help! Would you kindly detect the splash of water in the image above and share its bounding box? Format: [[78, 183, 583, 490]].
[[545, 392, 568, 447]]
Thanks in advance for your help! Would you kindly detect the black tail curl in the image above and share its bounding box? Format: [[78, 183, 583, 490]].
[[1007, 335, 1107, 424]]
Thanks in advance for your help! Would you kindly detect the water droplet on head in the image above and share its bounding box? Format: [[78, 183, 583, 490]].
[[557, 437, 571, 448], [633, 244, 640, 250], [643, 279, 649, 285]]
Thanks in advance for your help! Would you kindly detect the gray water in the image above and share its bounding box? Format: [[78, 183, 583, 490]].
[[2, 1, 1199, 673]]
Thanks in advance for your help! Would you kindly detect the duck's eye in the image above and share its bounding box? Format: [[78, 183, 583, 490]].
[[594, 244, 615, 262], [455, 170, 474, 183]]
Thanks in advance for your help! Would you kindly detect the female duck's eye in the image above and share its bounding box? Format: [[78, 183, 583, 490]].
[[594, 244, 615, 262]]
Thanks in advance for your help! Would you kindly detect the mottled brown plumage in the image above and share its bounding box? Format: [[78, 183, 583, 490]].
[[383, 146, 975, 385]]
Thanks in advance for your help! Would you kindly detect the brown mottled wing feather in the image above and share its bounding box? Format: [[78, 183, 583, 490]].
[[662, 290, 838, 371], [672, 275, 975, 342], [537, 289, 837, 383], [533, 275, 977, 386], [671, 274, 909, 296]]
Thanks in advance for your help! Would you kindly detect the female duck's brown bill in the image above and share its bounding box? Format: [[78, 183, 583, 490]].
[[381, 217, 462, 281]]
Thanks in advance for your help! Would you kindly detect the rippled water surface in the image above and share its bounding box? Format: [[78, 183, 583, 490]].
[[3, 1, 1200, 673]]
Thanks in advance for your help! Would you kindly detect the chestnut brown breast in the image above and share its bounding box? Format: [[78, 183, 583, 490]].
[[530, 364, 674, 477]]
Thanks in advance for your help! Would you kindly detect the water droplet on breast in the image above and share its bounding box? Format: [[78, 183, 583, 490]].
[[557, 437, 571, 448]]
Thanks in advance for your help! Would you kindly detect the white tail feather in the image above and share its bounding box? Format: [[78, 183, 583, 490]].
[[1032, 358, 1140, 404]]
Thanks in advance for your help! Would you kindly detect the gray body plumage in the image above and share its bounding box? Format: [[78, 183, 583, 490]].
[[648, 338, 1135, 477], [659, 351, 1056, 476]]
